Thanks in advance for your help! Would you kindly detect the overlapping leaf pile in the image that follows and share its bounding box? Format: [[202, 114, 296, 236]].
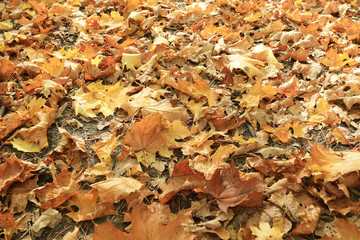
[[1, 0, 360, 239]]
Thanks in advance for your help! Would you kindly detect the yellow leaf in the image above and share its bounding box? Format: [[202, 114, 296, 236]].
[[42, 57, 65, 77], [250, 221, 284, 240], [11, 138, 41, 152], [91, 55, 104, 67], [91, 133, 121, 166], [244, 12, 262, 22], [233, 135, 257, 144], [0, 20, 13, 30]]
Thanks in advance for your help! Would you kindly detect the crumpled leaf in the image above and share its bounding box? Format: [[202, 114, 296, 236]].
[[91, 133, 120, 166], [31, 208, 62, 237], [124, 113, 165, 153], [206, 163, 266, 213], [47, 127, 87, 171]]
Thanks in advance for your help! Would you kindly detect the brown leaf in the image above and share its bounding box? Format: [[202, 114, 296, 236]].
[[160, 159, 205, 203], [124, 113, 165, 153], [92, 202, 195, 240], [206, 163, 266, 213], [334, 218, 360, 240]]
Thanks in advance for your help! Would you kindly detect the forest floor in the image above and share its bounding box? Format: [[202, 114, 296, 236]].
[[1, 0, 360, 239]]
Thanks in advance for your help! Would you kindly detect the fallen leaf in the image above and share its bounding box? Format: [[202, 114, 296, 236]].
[[31, 208, 62, 237], [206, 163, 266, 213], [66, 190, 116, 222], [160, 159, 205, 203], [124, 113, 165, 153], [92, 202, 195, 240], [91, 177, 143, 203]]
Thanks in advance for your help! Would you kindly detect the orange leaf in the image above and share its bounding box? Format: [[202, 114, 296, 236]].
[[334, 218, 360, 240], [124, 113, 165, 153], [92, 202, 195, 240]]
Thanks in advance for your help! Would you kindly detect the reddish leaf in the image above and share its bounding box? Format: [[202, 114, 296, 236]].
[[206, 163, 266, 213], [0, 213, 15, 229], [160, 159, 205, 203]]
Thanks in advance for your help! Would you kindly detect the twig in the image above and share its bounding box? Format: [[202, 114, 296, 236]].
[[53, 222, 78, 239], [320, 114, 354, 150]]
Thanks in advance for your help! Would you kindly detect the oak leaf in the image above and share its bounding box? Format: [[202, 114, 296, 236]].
[[206, 163, 266, 213], [124, 113, 165, 153]]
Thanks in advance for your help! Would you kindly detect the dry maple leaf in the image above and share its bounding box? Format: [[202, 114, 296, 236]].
[[91, 133, 120, 166], [91, 177, 143, 203], [0, 156, 36, 195], [124, 113, 165, 153], [34, 168, 81, 209], [206, 163, 266, 213], [310, 142, 360, 181], [332, 218, 360, 240], [46, 127, 87, 171], [92, 202, 195, 240], [250, 221, 284, 240], [66, 190, 116, 222], [160, 159, 205, 203]]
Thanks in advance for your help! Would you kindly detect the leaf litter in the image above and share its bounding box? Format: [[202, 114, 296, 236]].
[[1, 0, 360, 239]]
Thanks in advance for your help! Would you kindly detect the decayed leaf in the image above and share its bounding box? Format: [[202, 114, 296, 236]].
[[31, 208, 62, 237], [63, 227, 80, 240], [124, 113, 165, 153], [0, 213, 16, 229], [160, 159, 205, 203], [206, 163, 266, 213], [92, 202, 195, 240], [47, 127, 87, 171], [91, 177, 143, 203]]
